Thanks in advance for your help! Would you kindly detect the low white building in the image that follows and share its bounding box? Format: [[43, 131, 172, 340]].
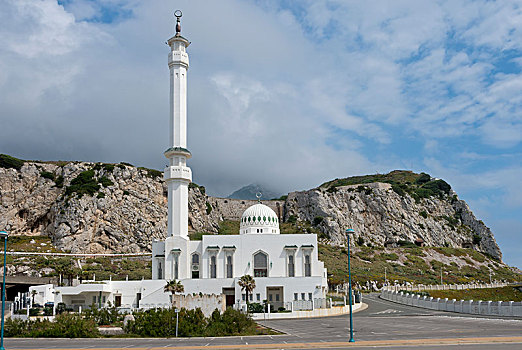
[[30, 12, 328, 314]]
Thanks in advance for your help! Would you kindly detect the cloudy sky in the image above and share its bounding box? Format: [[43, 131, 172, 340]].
[[1, 0, 521, 268]]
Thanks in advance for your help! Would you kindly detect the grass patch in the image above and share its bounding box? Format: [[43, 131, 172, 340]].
[[218, 220, 240, 235], [427, 286, 522, 302]]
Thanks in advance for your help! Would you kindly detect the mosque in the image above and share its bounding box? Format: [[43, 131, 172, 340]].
[[30, 13, 328, 312]]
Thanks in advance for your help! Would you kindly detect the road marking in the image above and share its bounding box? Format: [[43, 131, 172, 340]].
[[11, 336, 522, 350]]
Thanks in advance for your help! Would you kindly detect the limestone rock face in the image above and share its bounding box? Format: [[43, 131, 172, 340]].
[[283, 183, 501, 260], [0, 161, 502, 260]]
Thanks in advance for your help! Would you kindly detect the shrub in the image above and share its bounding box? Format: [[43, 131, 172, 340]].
[[40, 171, 55, 180], [97, 192, 105, 198], [287, 215, 297, 224], [419, 210, 428, 218], [138, 167, 162, 179], [5, 313, 98, 338], [313, 216, 324, 226], [415, 173, 431, 185], [123, 190, 130, 196], [206, 201, 212, 215], [83, 303, 121, 326], [247, 302, 264, 313], [472, 234, 482, 245], [54, 175, 64, 188], [98, 176, 113, 187], [0, 154, 25, 170], [65, 170, 99, 197]]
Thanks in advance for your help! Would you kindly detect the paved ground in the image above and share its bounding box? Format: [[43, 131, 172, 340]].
[[4, 293, 522, 349]]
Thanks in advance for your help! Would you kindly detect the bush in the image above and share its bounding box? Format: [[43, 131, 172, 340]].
[[125, 307, 256, 337], [40, 171, 55, 180], [313, 216, 324, 226], [5, 313, 98, 338], [247, 302, 264, 313], [66, 170, 100, 197], [54, 175, 64, 188], [419, 210, 428, 218], [206, 201, 212, 215], [83, 303, 122, 326], [0, 154, 25, 170], [472, 234, 482, 245], [415, 173, 431, 185], [287, 215, 297, 224], [98, 176, 113, 187]]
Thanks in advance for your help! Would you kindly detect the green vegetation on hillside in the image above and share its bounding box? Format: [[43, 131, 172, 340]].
[[427, 286, 522, 302], [321, 170, 452, 202], [0, 154, 25, 170], [318, 244, 521, 286]]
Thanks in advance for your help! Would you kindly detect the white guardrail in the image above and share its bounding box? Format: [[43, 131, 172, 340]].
[[380, 287, 522, 317]]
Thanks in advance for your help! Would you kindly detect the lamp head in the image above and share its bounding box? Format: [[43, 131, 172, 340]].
[[346, 229, 355, 234], [0, 231, 8, 238]]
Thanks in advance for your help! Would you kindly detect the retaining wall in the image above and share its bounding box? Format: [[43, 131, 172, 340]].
[[380, 289, 522, 317]]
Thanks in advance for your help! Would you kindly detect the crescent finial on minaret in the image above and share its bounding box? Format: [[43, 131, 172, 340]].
[[174, 10, 182, 35]]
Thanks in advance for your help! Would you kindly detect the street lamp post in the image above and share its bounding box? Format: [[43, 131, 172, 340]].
[[0, 231, 8, 350], [346, 229, 355, 343]]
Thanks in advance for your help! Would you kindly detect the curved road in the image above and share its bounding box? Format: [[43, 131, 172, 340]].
[[4, 293, 522, 349]]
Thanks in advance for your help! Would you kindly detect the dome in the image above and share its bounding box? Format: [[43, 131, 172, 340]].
[[240, 203, 280, 234]]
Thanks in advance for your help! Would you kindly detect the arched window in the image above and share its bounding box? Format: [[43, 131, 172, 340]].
[[191, 253, 200, 279], [226, 255, 233, 278], [304, 254, 311, 277], [210, 255, 217, 278], [288, 254, 295, 277], [254, 251, 268, 277]]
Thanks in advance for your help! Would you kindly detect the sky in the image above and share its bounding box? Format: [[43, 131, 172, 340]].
[[0, 0, 521, 268]]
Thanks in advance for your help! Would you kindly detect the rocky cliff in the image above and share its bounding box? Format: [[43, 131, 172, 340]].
[[0, 156, 501, 260]]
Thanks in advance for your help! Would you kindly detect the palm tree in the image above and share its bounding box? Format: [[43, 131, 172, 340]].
[[164, 280, 184, 296], [238, 275, 256, 306]]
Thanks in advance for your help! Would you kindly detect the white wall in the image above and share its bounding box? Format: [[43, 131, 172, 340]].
[[380, 289, 522, 317]]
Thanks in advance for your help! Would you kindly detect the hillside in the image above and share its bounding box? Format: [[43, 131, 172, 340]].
[[0, 154, 519, 284]]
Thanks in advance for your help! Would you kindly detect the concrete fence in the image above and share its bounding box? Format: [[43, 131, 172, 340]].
[[382, 282, 507, 292], [380, 289, 522, 317]]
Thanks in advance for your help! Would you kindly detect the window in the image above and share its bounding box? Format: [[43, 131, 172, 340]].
[[253, 251, 268, 277], [242, 294, 246, 301], [173, 253, 179, 280], [191, 253, 200, 279], [275, 294, 280, 301], [210, 255, 217, 278], [301, 293, 305, 300], [158, 261, 163, 279], [288, 254, 295, 277], [226, 255, 233, 278], [257, 293, 261, 301], [92, 296, 96, 304], [249, 294, 253, 301], [304, 254, 311, 277], [308, 293, 312, 300], [102, 296, 106, 303], [294, 293, 298, 301]]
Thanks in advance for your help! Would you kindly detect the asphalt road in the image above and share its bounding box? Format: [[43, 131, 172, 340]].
[[4, 293, 522, 349]]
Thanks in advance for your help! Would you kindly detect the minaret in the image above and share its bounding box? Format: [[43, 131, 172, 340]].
[[164, 11, 192, 239]]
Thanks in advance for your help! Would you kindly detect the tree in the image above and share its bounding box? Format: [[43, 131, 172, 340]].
[[238, 275, 256, 306], [31, 290, 37, 306], [164, 280, 184, 295]]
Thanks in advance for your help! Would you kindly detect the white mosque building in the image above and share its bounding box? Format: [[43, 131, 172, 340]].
[[30, 13, 328, 312]]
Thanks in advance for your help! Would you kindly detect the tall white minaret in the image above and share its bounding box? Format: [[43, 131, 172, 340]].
[[164, 11, 192, 239]]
